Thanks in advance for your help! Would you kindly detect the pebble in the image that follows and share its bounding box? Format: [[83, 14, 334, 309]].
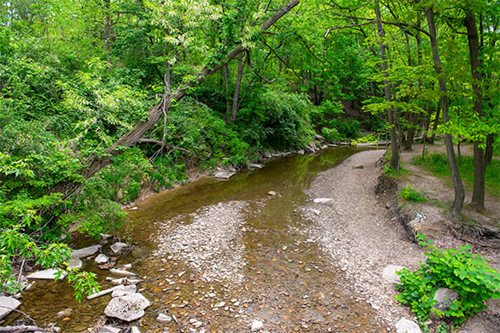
[[251, 319, 264, 332], [157, 313, 172, 323]]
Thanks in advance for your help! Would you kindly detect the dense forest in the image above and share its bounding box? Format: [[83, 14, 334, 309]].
[[0, 0, 499, 328]]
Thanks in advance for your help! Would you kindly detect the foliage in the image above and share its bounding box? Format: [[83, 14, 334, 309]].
[[413, 153, 500, 198], [321, 127, 341, 143], [396, 234, 500, 329], [400, 185, 427, 203]]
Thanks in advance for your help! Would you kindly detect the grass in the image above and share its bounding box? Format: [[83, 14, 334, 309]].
[[400, 184, 427, 202], [413, 153, 500, 198]]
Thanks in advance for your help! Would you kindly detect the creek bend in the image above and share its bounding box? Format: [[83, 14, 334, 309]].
[[17, 147, 389, 332]]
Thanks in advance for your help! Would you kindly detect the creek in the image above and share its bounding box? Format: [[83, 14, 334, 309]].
[[14, 147, 388, 332]]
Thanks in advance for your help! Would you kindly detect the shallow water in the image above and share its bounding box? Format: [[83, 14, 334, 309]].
[[14, 147, 389, 332]]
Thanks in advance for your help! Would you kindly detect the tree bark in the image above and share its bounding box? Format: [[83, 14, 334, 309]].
[[465, 9, 486, 211], [425, 7, 464, 217], [231, 53, 245, 122], [222, 63, 231, 119], [54, 0, 301, 196], [375, 0, 400, 171]]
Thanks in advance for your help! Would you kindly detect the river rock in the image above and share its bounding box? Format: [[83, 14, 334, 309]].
[[95, 254, 109, 264], [251, 319, 264, 332], [111, 284, 137, 297], [56, 308, 72, 318], [433, 288, 459, 310], [395, 318, 421, 333], [214, 170, 236, 179], [157, 313, 172, 323], [69, 258, 83, 269], [72, 245, 101, 258], [27, 269, 67, 280], [99, 326, 122, 333], [383, 265, 406, 284], [104, 293, 150, 322], [110, 268, 135, 277], [313, 198, 333, 204], [248, 163, 264, 170], [0, 296, 21, 320], [110, 242, 128, 254]]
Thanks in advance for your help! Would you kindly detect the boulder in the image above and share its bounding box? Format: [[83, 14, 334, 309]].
[[95, 254, 109, 264], [433, 288, 459, 311], [313, 198, 333, 204], [383, 265, 406, 284], [111, 285, 137, 298], [104, 293, 150, 322], [72, 245, 101, 258], [0, 296, 21, 320], [27, 269, 67, 280], [395, 318, 421, 333], [110, 242, 128, 254]]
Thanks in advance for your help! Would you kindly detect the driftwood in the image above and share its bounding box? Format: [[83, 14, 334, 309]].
[[53, 0, 300, 197]]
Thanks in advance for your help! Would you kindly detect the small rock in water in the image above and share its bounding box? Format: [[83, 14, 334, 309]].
[[395, 318, 421, 333], [110, 242, 128, 254], [268, 191, 277, 196], [72, 244, 101, 258], [95, 254, 109, 264], [251, 319, 264, 332], [214, 170, 236, 180], [56, 308, 72, 318], [213, 301, 225, 308], [99, 326, 122, 333], [248, 163, 264, 170], [69, 258, 83, 269], [0, 296, 21, 320], [112, 284, 137, 297], [313, 198, 333, 204], [27, 269, 67, 280], [109, 268, 136, 277], [157, 313, 172, 323]]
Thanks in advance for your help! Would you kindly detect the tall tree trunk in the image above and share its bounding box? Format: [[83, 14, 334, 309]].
[[231, 53, 245, 122], [104, 0, 112, 65], [485, 134, 494, 165], [375, 0, 399, 171], [222, 63, 231, 119], [465, 9, 486, 211], [425, 7, 464, 217]]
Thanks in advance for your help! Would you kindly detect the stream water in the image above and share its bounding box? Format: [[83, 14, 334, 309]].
[[13, 147, 389, 332]]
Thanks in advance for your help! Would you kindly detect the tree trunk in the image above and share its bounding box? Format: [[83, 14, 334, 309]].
[[231, 53, 245, 122], [53, 0, 301, 196], [425, 7, 464, 217], [465, 9, 486, 211], [485, 134, 494, 165], [222, 63, 231, 119], [375, 0, 399, 171]]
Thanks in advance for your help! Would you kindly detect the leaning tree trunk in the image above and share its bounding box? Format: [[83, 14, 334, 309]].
[[465, 9, 486, 211], [375, 0, 400, 172], [425, 7, 465, 217], [231, 52, 245, 122], [53, 0, 301, 197]]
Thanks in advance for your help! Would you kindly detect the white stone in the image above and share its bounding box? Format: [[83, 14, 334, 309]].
[[110, 242, 128, 254], [69, 258, 83, 269], [95, 254, 109, 264], [251, 319, 264, 332], [383, 265, 406, 284], [395, 318, 421, 333], [313, 198, 333, 204], [0, 296, 21, 320], [72, 245, 101, 258], [27, 269, 67, 280], [110, 268, 135, 277], [214, 170, 236, 179], [99, 325, 122, 333], [434, 288, 459, 310], [268, 191, 277, 196], [248, 163, 264, 170], [104, 293, 150, 322], [157, 313, 172, 323], [111, 284, 137, 298]]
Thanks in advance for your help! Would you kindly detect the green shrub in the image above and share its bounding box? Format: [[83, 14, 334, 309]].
[[400, 184, 427, 202], [321, 127, 341, 143], [396, 234, 500, 329]]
